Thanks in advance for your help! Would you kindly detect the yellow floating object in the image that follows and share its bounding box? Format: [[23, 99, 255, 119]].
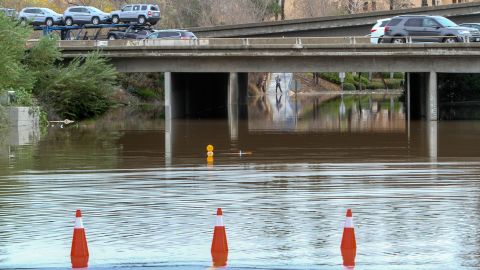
[[207, 144, 214, 152], [207, 151, 214, 157]]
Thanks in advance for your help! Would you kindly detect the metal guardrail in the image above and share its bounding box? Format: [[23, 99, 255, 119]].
[[25, 36, 480, 50]]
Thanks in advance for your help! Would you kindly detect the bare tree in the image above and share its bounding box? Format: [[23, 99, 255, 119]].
[[342, 0, 363, 14], [388, 0, 414, 10], [292, 0, 337, 19]]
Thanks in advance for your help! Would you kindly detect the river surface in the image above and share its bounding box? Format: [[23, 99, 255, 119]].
[[1, 92, 480, 270]]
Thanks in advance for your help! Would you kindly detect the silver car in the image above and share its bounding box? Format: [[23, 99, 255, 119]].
[[110, 4, 160, 25], [0, 8, 17, 18], [63, 6, 110, 26], [18, 7, 63, 26]]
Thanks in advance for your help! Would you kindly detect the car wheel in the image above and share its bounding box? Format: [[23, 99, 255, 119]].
[[138, 16, 146, 24], [392, 37, 406, 44], [45, 18, 54, 26], [378, 37, 383, 44], [92, 17, 100, 25], [65, 17, 73, 26], [443, 36, 457, 43], [112, 16, 119, 24], [20, 18, 27, 25], [108, 35, 116, 40]]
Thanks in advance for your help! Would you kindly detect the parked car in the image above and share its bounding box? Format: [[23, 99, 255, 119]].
[[145, 30, 197, 40], [18, 7, 63, 26], [459, 23, 480, 31], [63, 6, 111, 26], [107, 25, 155, 40], [382, 15, 480, 43], [0, 8, 16, 18], [370, 18, 390, 44], [110, 4, 160, 25]]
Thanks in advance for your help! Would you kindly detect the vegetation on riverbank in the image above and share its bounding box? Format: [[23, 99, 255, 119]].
[[319, 72, 405, 91], [0, 14, 118, 122]]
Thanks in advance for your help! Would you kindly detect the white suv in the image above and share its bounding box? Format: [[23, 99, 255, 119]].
[[63, 6, 111, 26], [370, 18, 391, 44], [110, 4, 160, 25], [18, 7, 63, 26]]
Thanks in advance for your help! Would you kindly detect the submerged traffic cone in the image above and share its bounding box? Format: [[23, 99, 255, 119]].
[[211, 208, 228, 267], [71, 209, 89, 268], [340, 209, 356, 268]]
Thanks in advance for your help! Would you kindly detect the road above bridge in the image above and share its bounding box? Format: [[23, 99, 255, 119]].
[[191, 2, 480, 38], [51, 38, 480, 73]]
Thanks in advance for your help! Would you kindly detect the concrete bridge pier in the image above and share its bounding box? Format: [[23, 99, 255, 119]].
[[428, 72, 438, 121], [427, 121, 438, 161], [228, 72, 248, 141], [408, 71, 438, 121]]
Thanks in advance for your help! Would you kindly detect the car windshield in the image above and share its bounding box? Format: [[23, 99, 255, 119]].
[[435, 17, 457, 27]]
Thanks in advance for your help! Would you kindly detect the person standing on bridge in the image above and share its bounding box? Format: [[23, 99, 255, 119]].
[[275, 75, 282, 93]]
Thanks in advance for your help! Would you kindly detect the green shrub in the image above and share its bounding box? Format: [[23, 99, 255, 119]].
[[385, 79, 402, 89], [319, 72, 341, 84], [10, 88, 34, 106], [119, 73, 164, 101], [368, 81, 385, 90], [343, 82, 356, 91], [133, 88, 160, 101], [381, 72, 405, 80], [35, 52, 118, 120], [352, 74, 369, 87], [0, 13, 32, 92], [393, 72, 405, 79]]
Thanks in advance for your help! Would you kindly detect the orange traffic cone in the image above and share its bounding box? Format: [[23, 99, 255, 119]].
[[340, 209, 356, 268], [211, 208, 228, 267], [71, 209, 89, 268]]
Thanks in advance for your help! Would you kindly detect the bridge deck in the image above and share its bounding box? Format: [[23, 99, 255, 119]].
[[46, 38, 480, 73]]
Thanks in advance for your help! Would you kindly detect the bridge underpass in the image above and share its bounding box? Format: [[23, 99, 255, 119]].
[[49, 39, 480, 162]]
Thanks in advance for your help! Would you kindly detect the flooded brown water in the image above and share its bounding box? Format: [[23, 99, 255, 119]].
[[1, 94, 480, 269]]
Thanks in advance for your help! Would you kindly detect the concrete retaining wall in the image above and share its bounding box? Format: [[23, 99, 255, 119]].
[[8, 107, 40, 128], [7, 107, 40, 146]]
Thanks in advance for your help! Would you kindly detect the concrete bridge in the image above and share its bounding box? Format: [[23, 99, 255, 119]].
[[46, 38, 480, 123], [191, 2, 480, 38], [55, 38, 480, 73]]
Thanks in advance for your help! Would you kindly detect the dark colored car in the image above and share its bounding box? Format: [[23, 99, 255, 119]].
[[107, 25, 155, 40], [145, 30, 197, 40], [382, 15, 480, 43]]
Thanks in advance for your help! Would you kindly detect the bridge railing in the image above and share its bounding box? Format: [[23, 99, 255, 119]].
[[26, 36, 477, 49], [50, 36, 373, 48]]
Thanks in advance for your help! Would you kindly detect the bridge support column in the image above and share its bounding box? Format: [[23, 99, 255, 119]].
[[427, 71, 438, 121], [165, 72, 173, 165], [228, 73, 239, 141], [228, 72, 248, 141], [427, 121, 438, 161]]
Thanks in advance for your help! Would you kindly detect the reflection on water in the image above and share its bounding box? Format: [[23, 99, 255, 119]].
[[249, 93, 405, 133], [1, 95, 480, 269]]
